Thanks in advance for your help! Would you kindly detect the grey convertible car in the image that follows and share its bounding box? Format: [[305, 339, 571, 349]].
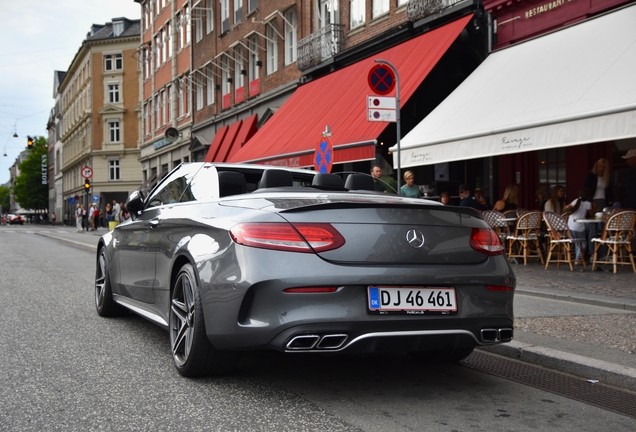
[[95, 162, 515, 377]]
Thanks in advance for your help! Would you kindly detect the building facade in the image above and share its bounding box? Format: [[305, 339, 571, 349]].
[[59, 18, 143, 225], [137, 0, 193, 191]]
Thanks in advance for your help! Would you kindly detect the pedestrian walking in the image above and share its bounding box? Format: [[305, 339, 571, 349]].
[[75, 204, 83, 232]]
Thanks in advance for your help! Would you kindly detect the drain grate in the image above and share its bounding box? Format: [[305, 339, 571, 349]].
[[462, 350, 636, 419]]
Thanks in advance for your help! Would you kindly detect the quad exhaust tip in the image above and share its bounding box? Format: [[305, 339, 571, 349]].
[[286, 334, 348, 350], [481, 328, 514, 343]]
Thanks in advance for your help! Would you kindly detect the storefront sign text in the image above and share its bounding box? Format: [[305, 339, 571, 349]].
[[525, 0, 572, 19], [41, 154, 48, 185], [501, 135, 533, 150]]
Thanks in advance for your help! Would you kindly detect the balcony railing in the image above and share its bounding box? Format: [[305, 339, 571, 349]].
[[297, 24, 345, 71], [406, 0, 465, 21]]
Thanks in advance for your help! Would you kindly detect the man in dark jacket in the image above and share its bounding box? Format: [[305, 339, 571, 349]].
[[459, 184, 485, 210]]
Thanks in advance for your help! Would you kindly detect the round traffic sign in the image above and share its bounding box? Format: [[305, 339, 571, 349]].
[[368, 64, 396, 95], [314, 137, 333, 174], [81, 166, 93, 179]]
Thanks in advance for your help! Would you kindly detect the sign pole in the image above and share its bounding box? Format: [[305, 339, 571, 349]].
[[374, 60, 401, 194]]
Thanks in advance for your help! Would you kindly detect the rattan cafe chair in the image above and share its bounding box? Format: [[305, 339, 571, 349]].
[[543, 211, 587, 271], [482, 210, 511, 245], [591, 210, 636, 273], [507, 211, 544, 265]]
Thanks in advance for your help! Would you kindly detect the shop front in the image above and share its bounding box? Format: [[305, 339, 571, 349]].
[[393, 2, 636, 209]]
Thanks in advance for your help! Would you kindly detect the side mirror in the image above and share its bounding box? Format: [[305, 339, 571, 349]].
[[126, 190, 145, 220]]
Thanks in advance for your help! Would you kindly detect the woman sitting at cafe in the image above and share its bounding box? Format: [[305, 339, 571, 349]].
[[493, 184, 518, 212], [545, 185, 566, 214]]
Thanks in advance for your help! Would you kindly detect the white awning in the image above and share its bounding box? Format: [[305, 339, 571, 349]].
[[393, 4, 636, 168]]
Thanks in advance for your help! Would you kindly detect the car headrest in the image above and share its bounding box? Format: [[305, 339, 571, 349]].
[[311, 173, 345, 190], [344, 174, 375, 191], [258, 169, 293, 188], [218, 171, 246, 197]]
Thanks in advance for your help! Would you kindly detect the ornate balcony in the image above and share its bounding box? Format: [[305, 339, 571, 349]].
[[297, 24, 345, 71], [406, 0, 465, 21]]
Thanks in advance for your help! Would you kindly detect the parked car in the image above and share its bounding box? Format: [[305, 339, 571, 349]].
[[7, 214, 24, 225], [95, 163, 515, 377]]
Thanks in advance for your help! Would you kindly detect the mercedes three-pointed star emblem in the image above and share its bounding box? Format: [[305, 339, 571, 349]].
[[406, 229, 425, 248]]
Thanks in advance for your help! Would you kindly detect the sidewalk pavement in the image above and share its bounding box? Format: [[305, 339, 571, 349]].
[[23, 224, 636, 391]]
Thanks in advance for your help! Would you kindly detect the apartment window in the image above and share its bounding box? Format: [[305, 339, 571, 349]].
[[206, 65, 215, 105], [179, 81, 185, 117], [154, 94, 160, 129], [176, 13, 183, 50], [196, 15, 203, 42], [222, 55, 231, 96], [220, 0, 229, 33], [373, 0, 390, 18], [266, 24, 278, 75], [185, 6, 191, 44], [247, 35, 259, 82], [109, 159, 121, 181], [160, 89, 166, 125], [196, 80, 204, 110], [284, 8, 297, 65], [162, 28, 167, 62], [108, 120, 121, 143], [350, 0, 365, 28], [234, 46, 244, 88], [154, 34, 161, 66], [104, 53, 123, 71], [166, 23, 172, 58], [234, 0, 243, 23], [206, 0, 214, 33], [143, 103, 149, 135], [248, 0, 258, 13], [107, 83, 120, 104], [167, 84, 173, 121]]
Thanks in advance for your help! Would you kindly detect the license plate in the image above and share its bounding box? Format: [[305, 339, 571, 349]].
[[368, 286, 457, 314]]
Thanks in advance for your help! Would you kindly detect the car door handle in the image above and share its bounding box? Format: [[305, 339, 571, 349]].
[[148, 219, 159, 229]]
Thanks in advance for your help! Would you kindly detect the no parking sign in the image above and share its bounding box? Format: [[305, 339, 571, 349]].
[[314, 136, 333, 173]]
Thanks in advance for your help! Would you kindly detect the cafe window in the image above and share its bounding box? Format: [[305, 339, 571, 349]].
[[538, 148, 566, 188]]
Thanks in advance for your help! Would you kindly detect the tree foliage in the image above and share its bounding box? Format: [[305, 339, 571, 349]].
[[0, 185, 10, 213], [13, 136, 49, 210]]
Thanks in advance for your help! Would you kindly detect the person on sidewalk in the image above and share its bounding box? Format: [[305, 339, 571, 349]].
[[112, 200, 121, 223], [623, 149, 636, 210], [565, 188, 597, 264], [75, 204, 83, 233]]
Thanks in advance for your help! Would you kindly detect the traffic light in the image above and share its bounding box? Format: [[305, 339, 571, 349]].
[[84, 179, 90, 190], [27, 136, 34, 148]]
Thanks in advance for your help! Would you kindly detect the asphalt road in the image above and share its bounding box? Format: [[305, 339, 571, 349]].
[[1, 226, 635, 431]]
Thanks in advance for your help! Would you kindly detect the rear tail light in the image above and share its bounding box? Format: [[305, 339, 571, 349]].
[[470, 228, 505, 256], [230, 223, 345, 253]]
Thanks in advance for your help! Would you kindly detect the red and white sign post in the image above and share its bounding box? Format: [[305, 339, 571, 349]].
[[368, 60, 402, 194]]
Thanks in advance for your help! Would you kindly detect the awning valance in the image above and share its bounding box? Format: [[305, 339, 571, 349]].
[[393, 4, 636, 168], [227, 14, 473, 168]]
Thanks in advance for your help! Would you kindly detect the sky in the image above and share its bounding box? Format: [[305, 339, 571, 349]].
[[0, 0, 141, 185]]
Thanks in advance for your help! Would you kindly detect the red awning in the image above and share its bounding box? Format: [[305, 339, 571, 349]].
[[228, 114, 258, 160], [203, 125, 229, 162], [215, 120, 242, 162], [227, 14, 472, 167]]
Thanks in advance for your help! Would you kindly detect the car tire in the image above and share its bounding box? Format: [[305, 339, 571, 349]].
[[95, 247, 127, 317], [169, 263, 240, 377], [408, 346, 474, 363]]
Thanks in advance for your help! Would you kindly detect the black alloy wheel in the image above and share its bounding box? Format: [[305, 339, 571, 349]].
[[169, 263, 240, 377], [95, 247, 126, 317]]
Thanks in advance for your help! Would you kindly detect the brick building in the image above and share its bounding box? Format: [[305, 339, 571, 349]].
[[188, 0, 487, 195], [137, 0, 194, 191]]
